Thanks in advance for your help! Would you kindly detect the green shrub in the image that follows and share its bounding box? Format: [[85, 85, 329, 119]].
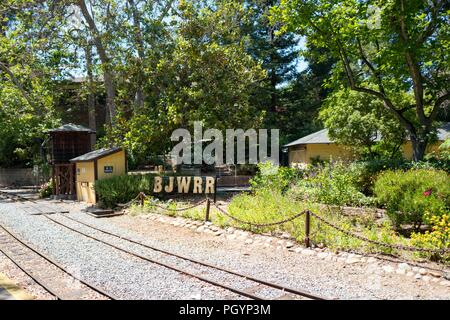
[[94, 174, 155, 208], [347, 158, 449, 197], [39, 180, 53, 198], [411, 212, 450, 262], [374, 169, 450, 229], [421, 139, 450, 172], [289, 162, 374, 206], [349, 159, 409, 195], [250, 161, 301, 194]]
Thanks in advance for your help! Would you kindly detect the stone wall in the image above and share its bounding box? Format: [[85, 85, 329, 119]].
[[0, 168, 46, 187]]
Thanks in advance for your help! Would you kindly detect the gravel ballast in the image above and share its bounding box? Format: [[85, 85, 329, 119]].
[[0, 201, 242, 300], [1, 197, 449, 300]]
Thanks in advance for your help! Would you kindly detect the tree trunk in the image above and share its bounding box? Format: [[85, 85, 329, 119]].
[[85, 43, 96, 148], [128, 0, 145, 109], [410, 134, 428, 162], [268, 26, 277, 113], [77, 0, 116, 125]]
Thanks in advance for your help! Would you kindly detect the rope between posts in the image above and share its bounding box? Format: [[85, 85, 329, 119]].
[[308, 211, 450, 254], [118, 193, 143, 209], [212, 201, 449, 254], [211, 201, 306, 228], [123, 192, 449, 254], [140, 193, 207, 212]]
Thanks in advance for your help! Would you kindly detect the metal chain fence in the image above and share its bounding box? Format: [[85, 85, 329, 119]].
[[123, 192, 449, 254], [308, 211, 450, 254], [141, 193, 207, 212], [211, 201, 306, 228]]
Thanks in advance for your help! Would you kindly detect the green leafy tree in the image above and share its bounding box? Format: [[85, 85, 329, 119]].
[[319, 87, 406, 158], [276, 44, 335, 145], [101, 0, 267, 166], [274, 0, 450, 160], [244, 0, 300, 114], [0, 1, 62, 167]]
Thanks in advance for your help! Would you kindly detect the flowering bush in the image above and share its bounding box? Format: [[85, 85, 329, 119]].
[[39, 180, 53, 198], [374, 169, 450, 229], [411, 212, 450, 261]]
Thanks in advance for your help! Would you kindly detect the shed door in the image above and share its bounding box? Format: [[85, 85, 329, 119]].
[[290, 147, 307, 165], [80, 182, 90, 202]]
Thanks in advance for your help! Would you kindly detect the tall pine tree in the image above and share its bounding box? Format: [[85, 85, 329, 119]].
[[244, 0, 299, 115]]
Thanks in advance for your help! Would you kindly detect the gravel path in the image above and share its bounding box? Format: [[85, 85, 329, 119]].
[[1, 197, 449, 300], [0, 201, 242, 300], [0, 251, 53, 300]]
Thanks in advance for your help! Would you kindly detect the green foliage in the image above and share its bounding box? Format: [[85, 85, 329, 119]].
[[289, 162, 374, 206], [374, 169, 450, 229], [0, 1, 62, 167], [129, 170, 448, 263], [319, 88, 406, 158], [349, 159, 415, 195], [94, 174, 155, 208], [411, 212, 450, 262], [209, 191, 406, 257], [271, 44, 334, 146], [101, 0, 268, 164], [274, 0, 450, 161], [226, 190, 315, 237], [39, 180, 53, 199], [423, 138, 450, 171], [250, 162, 300, 194]]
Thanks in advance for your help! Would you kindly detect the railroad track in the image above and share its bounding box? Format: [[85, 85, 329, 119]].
[[0, 224, 117, 300], [0, 189, 327, 300]]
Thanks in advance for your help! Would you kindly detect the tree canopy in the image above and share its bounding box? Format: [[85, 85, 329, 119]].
[[274, 0, 450, 160], [0, 0, 448, 168]]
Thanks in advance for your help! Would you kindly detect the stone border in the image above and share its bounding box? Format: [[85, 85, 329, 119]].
[[135, 211, 450, 289]]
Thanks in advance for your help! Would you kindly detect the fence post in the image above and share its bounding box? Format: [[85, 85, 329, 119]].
[[205, 198, 211, 222], [140, 192, 145, 207], [213, 176, 218, 203], [305, 210, 311, 248]]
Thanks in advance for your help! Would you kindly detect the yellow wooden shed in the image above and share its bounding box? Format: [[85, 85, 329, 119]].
[[70, 147, 127, 204], [285, 123, 449, 167]]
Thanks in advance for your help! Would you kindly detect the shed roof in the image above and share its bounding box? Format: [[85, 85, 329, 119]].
[[437, 122, 450, 141], [285, 122, 450, 147], [47, 123, 95, 133], [284, 129, 333, 147], [70, 147, 122, 162]]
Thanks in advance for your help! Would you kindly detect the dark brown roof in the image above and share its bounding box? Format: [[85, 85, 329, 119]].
[[47, 123, 95, 133], [70, 147, 122, 162]]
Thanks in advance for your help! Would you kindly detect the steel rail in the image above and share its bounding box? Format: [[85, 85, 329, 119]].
[[0, 241, 60, 300], [59, 213, 326, 300], [43, 214, 265, 300], [0, 223, 118, 300], [1, 189, 326, 300], [0, 191, 69, 215], [0, 193, 117, 300]]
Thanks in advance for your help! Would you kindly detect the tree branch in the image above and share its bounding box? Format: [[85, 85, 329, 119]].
[[417, 0, 444, 44], [336, 41, 416, 135], [356, 37, 385, 95], [399, 0, 426, 124], [428, 91, 450, 123], [0, 61, 39, 113], [77, 0, 116, 124], [158, 0, 175, 23]]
